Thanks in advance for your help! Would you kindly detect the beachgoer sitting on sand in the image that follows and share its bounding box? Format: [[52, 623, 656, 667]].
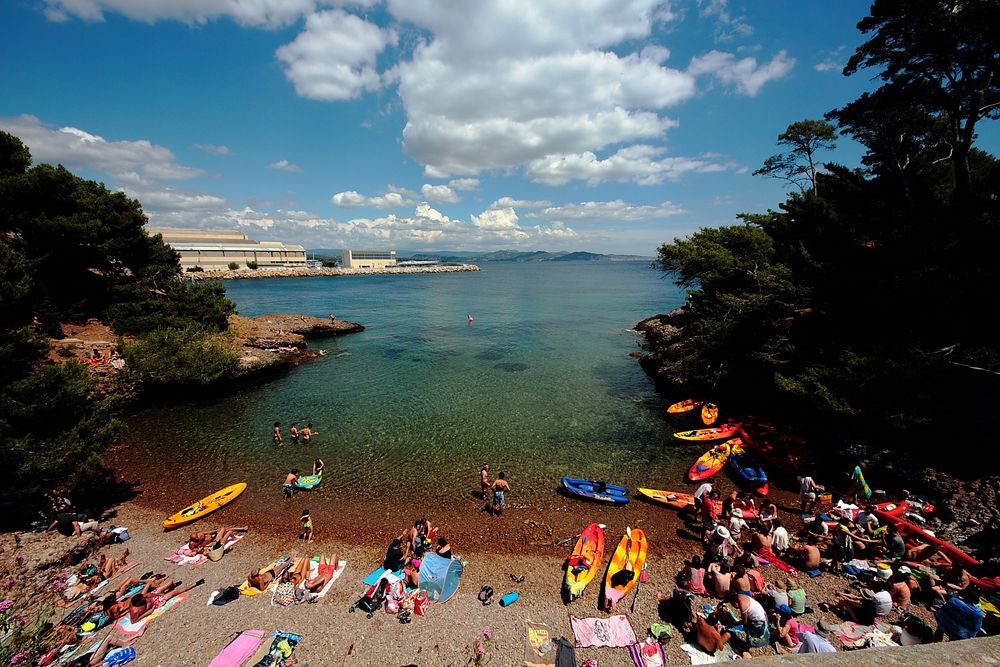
[[788, 540, 821, 570], [677, 555, 708, 595], [826, 585, 891, 625], [383, 538, 406, 572], [707, 525, 742, 562], [725, 590, 770, 647], [758, 498, 778, 531], [771, 607, 807, 651], [705, 562, 732, 598], [435, 536, 452, 558], [728, 508, 748, 543], [934, 586, 984, 641], [787, 579, 807, 615], [730, 566, 752, 595], [924, 564, 970, 605], [402, 562, 419, 589], [695, 613, 731, 655], [763, 580, 789, 608], [721, 490, 739, 519]]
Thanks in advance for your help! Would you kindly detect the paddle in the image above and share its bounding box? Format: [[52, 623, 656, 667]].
[[555, 523, 607, 547], [630, 561, 648, 613]]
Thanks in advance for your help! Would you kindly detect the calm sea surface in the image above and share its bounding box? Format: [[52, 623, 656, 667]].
[[114, 261, 708, 546]]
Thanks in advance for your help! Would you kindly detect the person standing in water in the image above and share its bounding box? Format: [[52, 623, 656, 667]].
[[492, 472, 511, 517], [290, 422, 299, 445], [480, 464, 491, 500], [283, 469, 299, 500], [313, 458, 324, 476], [301, 423, 317, 445], [273, 421, 282, 446]]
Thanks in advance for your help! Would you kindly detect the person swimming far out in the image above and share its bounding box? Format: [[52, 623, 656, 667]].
[[467, 314, 474, 325]]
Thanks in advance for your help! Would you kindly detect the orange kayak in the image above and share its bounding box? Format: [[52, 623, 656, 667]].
[[162, 483, 247, 530], [688, 441, 738, 481], [667, 399, 701, 414], [564, 523, 605, 601], [637, 488, 695, 510], [674, 424, 740, 442], [700, 403, 719, 425], [603, 528, 647, 610]]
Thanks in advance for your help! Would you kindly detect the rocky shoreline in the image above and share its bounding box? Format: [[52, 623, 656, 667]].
[[634, 308, 1000, 572], [186, 264, 481, 280]]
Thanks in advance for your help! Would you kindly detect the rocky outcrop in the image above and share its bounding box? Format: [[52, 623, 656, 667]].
[[186, 265, 480, 280], [227, 314, 363, 376], [634, 308, 689, 390]]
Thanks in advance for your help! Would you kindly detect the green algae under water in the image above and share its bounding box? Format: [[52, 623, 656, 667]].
[[117, 262, 703, 539]]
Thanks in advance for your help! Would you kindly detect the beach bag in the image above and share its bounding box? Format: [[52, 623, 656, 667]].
[[273, 581, 295, 607], [207, 543, 225, 562], [110, 526, 130, 543], [213, 586, 240, 606], [412, 590, 430, 616]]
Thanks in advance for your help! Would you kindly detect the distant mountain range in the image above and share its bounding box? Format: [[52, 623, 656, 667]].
[[308, 249, 653, 263]]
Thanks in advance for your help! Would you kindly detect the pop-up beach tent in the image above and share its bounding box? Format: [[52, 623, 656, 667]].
[[418, 553, 463, 603]]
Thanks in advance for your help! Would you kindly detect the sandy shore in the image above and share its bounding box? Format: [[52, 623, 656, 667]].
[[12, 492, 922, 667]]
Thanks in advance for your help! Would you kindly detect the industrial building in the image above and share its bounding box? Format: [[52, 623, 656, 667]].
[[149, 228, 308, 271], [340, 249, 397, 269]]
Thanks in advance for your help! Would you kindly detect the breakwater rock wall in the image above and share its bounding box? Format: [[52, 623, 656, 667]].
[[187, 264, 481, 280]]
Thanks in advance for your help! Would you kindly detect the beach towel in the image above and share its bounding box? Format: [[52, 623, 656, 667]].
[[570, 614, 638, 648], [363, 566, 403, 587], [680, 643, 736, 664], [805, 568, 822, 578], [251, 631, 302, 667], [525, 620, 557, 666], [113, 593, 188, 637], [103, 646, 136, 667], [627, 639, 666, 667], [207, 629, 266, 667], [166, 534, 245, 566], [303, 559, 346, 602], [239, 556, 292, 596]]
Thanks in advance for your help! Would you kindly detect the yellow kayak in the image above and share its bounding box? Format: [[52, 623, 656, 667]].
[[162, 482, 247, 530], [700, 402, 719, 425], [667, 399, 701, 414], [564, 522, 605, 601], [603, 528, 647, 610]]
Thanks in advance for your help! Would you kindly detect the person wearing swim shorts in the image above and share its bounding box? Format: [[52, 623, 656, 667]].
[[283, 469, 298, 500], [492, 472, 511, 517]]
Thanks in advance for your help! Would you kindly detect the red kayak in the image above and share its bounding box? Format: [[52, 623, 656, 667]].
[[874, 509, 981, 568], [873, 501, 909, 518]]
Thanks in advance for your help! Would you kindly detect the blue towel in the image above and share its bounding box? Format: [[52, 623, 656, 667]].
[[842, 563, 863, 576], [806, 568, 822, 578]]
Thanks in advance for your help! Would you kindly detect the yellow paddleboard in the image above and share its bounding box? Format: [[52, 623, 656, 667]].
[[162, 482, 247, 529]]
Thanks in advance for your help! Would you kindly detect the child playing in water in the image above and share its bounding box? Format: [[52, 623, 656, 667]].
[[283, 469, 299, 500]]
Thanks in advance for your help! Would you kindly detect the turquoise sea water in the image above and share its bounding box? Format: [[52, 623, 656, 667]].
[[117, 261, 699, 542]]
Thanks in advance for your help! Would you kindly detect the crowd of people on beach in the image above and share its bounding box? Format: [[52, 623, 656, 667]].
[[667, 470, 987, 658]]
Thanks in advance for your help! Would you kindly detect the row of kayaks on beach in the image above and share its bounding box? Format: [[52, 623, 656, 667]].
[[564, 522, 647, 606], [560, 477, 757, 514]]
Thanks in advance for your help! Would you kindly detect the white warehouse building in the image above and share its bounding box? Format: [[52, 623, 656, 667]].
[[341, 249, 397, 269], [149, 228, 308, 271]]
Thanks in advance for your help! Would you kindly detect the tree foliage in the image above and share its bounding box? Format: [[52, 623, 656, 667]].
[[655, 3, 1000, 465], [0, 131, 239, 516], [122, 325, 240, 387], [753, 120, 837, 195]]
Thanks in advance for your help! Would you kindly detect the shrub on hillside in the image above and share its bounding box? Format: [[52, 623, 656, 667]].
[[228, 261, 239, 270], [122, 325, 239, 386], [106, 280, 235, 336]]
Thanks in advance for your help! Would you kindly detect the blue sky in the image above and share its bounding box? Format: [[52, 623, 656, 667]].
[[0, 1, 933, 254]]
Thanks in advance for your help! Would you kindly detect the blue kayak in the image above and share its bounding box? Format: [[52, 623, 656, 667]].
[[561, 477, 630, 504], [728, 453, 769, 494]]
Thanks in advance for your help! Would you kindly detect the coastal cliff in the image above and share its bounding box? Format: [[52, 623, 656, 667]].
[[634, 308, 688, 390]]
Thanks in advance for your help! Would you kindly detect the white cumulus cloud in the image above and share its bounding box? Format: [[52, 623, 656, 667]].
[[490, 197, 553, 209], [526, 144, 729, 186], [688, 49, 795, 96], [276, 9, 397, 101], [532, 199, 685, 223], [448, 178, 480, 191], [387, 0, 696, 177], [330, 186, 418, 209], [0, 114, 203, 181], [42, 0, 316, 27], [421, 183, 459, 203]]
